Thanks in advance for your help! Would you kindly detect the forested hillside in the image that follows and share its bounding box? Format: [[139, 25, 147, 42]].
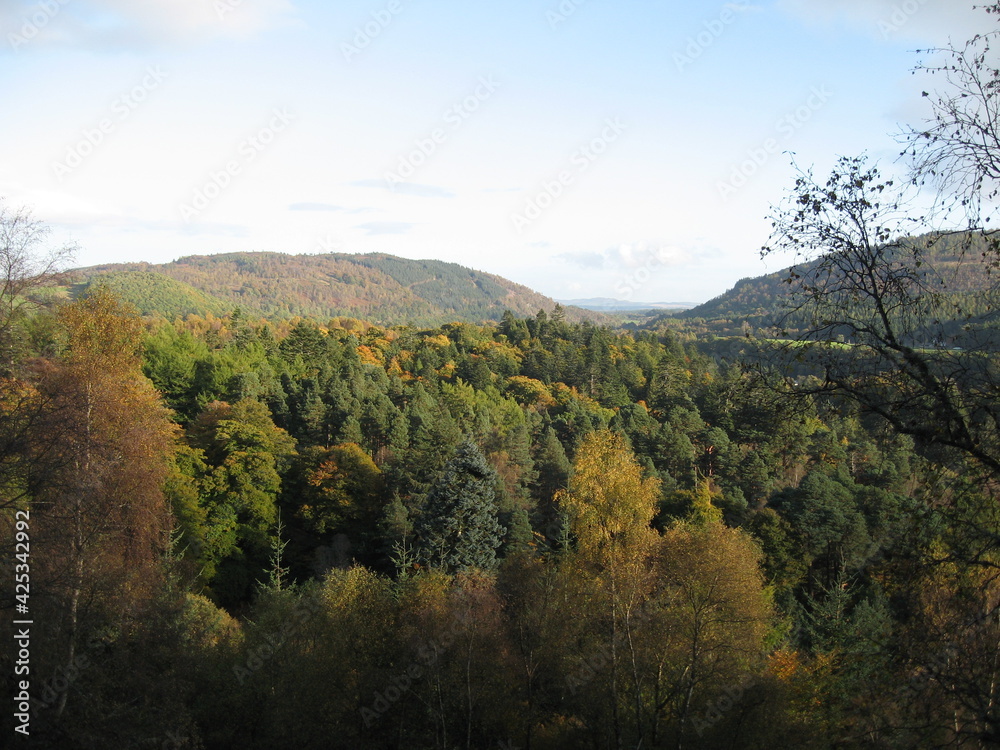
[[4, 274, 997, 748], [672, 232, 998, 338], [71, 252, 598, 326]]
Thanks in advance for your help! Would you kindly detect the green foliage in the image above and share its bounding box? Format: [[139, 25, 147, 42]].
[[25, 43, 1000, 741], [413, 440, 505, 572], [8, 290, 984, 747], [186, 399, 297, 604], [143, 323, 211, 416], [771, 472, 872, 582], [292, 442, 384, 535], [86, 270, 226, 317]]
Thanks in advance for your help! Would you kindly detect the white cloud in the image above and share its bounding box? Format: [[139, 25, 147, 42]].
[[557, 241, 697, 272], [289, 202, 343, 212], [1, 0, 295, 51], [776, 0, 986, 45], [351, 180, 456, 199], [355, 221, 415, 236]]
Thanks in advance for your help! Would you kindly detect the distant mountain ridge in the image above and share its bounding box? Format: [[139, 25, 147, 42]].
[[71, 252, 605, 325], [558, 297, 698, 311]]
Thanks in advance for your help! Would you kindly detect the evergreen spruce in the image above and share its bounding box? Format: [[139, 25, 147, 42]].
[[413, 439, 505, 572]]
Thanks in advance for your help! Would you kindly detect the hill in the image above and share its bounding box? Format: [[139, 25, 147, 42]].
[[668, 232, 997, 335], [70, 252, 603, 326]]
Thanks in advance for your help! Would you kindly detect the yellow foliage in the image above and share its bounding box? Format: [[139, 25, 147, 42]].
[[505, 375, 556, 409], [0, 377, 39, 413], [424, 334, 451, 349], [386, 357, 405, 379], [356, 345, 383, 365], [559, 430, 659, 559], [178, 593, 242, 649], [671, 478, 724, 525], [768, 648, 803, 682], [550, 382, 615, 422]]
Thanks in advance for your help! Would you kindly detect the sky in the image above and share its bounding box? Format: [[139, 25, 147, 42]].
[[0, 0, 990, 305]]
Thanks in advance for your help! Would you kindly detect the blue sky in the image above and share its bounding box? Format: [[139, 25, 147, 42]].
[[0, 0, 987, 304]]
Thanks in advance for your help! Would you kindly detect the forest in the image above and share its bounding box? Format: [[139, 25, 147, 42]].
[[0, 259, 997, 748], [7, 5, 1000, 750]]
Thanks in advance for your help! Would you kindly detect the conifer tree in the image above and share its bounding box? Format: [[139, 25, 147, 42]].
[[413, 440, 505, 572]]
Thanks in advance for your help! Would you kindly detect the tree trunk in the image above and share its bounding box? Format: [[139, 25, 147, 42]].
[[58, 385, 91, 717], [611, 567, 622, 750], [677, 618, 700, 750]]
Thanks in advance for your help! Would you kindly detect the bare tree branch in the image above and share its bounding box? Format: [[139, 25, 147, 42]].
[[0, 198, 77, 371], [759, 156, 1000, 478]]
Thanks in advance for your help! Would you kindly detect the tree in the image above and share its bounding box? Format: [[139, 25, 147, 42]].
[[143, 323, 210, 418], [770, 472, 871, 588], [0, 201, 75, 516], [30, 289, 177, 716], [387, 570, 515, 750], [556, 430, 660, 749], [294, 442, 384, 535], [653, 522, 773, 747], [530, 425, 571, 545], [760, 11, 1000, 734], [559, 430, 659, 561], [900, 5, 1000, 232], [0, 199, 76, 372], [551, 432, 774, 748], [760, 155, 1000, 481], [413, 440, 505, 572], [189, 398, 296, 603], [890, 556, 1000, 745], [498, 309, 529, 346], [279, 320, 329, 377], [389, 383, 461, 499]]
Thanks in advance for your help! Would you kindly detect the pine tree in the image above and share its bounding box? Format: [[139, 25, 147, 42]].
[[413, 440, 505, 572], [531, 426, 570, 546]]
